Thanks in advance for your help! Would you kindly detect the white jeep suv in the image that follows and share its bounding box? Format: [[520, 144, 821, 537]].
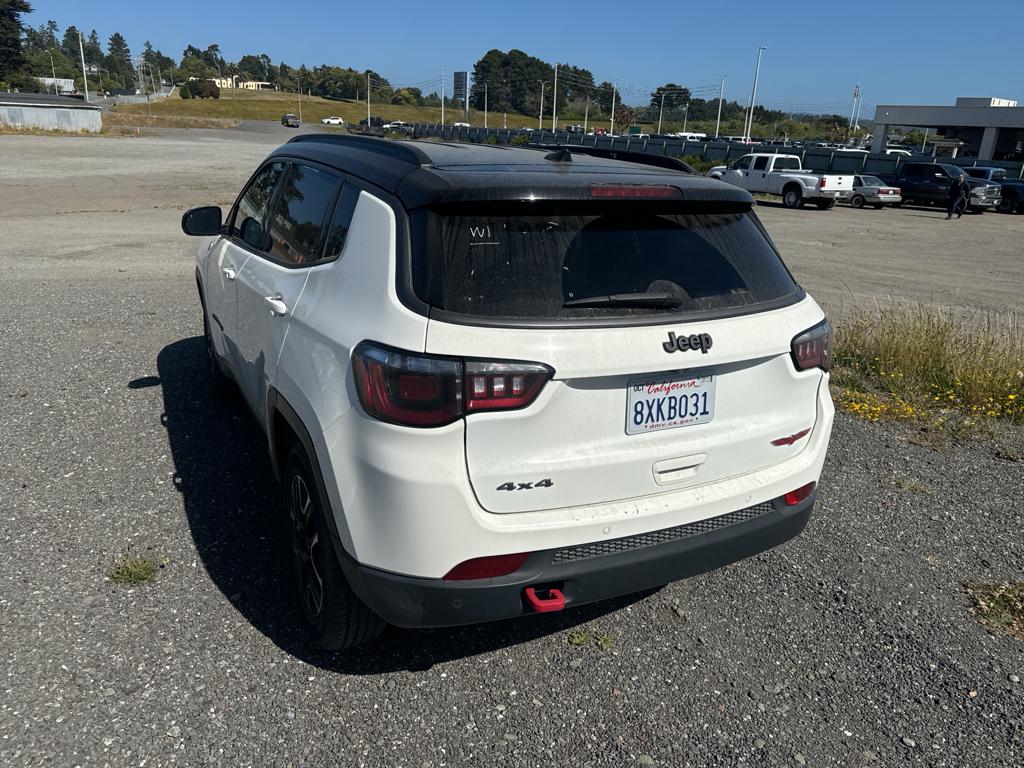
[[181, 136, 835, 649]]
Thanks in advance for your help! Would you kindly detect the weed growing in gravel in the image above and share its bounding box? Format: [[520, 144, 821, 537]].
[[965, 583, 1024, 641], [594, 633, 615, 651], [110, 556, 158, 585], [832, 303, 1024, 430], [567, 630, 591, 647]]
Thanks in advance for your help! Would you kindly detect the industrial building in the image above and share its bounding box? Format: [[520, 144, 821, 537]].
[[871, 97, 1024, 161], [0, 92, 102, 133]]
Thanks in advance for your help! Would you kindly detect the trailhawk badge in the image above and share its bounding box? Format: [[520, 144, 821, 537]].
[[662, 331, 713, 354]]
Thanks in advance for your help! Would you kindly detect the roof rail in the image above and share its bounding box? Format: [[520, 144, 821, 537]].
[[287, 133, 432, 167], [529, 144, 695, 174]]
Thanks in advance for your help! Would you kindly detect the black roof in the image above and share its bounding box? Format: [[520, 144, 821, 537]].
[[0, 92, 100, 110], [273, 134, 752, 209]]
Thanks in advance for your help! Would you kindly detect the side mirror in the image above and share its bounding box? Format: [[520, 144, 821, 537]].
[[181, 206, 223, 236]]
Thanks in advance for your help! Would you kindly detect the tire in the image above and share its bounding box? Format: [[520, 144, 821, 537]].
[[815, 199, 836, 210], [202, 302, 232, 399], [782, 187, 803, 209], [850, 194, 866, 209], [284, 444, 385, 650], [997, 195, 1018, 214]]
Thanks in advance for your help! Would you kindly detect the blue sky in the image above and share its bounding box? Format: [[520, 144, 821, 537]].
[[27, 0, 1024, 114]]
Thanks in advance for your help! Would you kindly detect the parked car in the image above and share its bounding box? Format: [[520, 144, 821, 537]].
[[962, 166, 1024, 213], [877, 162, 1001, 212], [320, 116, 344, 126], [181, 135, 834, 649], [709, 153, 854, 209], [281, 113, 300, 128], [847, 175, 902, 209], [359, 116, 384, 128], [452, 121, 471, 128], [382, 120, 413, 134]]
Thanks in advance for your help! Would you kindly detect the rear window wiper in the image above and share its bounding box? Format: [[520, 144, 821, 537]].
[[563, 291, 686, 309]]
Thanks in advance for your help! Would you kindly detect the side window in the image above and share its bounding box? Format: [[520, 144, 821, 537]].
[[267, 164, 341, 266], [905, 165, 924, 179], [231, 161, 286, 251], [752, 156, 769, 171], [322, 185, 361, 262], [732, 156, 752, 171]]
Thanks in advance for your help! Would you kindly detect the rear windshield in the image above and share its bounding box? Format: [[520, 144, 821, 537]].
[[410, 203, 800, 321]]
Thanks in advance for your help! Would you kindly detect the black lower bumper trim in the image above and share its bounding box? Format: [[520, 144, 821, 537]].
[[338, 492, 815, 629]]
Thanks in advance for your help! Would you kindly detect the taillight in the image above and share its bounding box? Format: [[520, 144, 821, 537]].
[[784, 481, 816, 506], [444, 552, 530, 580], [465, 361, 551, 412], [819, 176, 827, 189], [352, 342, 553, 427], [790, 320, 832, 372]]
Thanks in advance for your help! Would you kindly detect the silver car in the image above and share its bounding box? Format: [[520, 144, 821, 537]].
[[848, 175, 902, 209]]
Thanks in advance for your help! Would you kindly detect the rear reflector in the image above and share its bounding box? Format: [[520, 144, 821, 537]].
[[590, 184, 681, 198], [784, 482, 816, 506], [791, 320, 833, 372], [444, 553, 530, 580], [771, 428, 811, 447]]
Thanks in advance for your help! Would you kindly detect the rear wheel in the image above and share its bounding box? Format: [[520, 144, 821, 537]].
[[850, 194, 866, 209], [815, 199, 836, 210], [284, 445, 385, 650], [997, 195, 1019, 214], [782, 187, 803, 209]]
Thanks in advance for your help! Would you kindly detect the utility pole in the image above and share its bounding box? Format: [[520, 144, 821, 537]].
[[77, 32, 90, 102], [483, 84, 488, 128], [853, 89, 864, 141], [538, 81, 544, 130], [441, 68, 445, 125], [715, 74, 726, 139], [657, 90, 665, 135], [744, 46, 766, 142], [47, 50, 57, 93], [366, 72, 370, 124], [682, 102, 689, 134], [609, 83, 617, 135], [847, 77, 861, 142], [551, 63, 558, 131], [583, 91, 590, 133]]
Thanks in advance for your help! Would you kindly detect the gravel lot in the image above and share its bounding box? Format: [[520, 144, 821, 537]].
[[1, 131, 1022, 767]]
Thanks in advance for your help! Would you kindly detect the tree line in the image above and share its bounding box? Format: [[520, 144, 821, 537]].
[[0, 3, 851, 138]]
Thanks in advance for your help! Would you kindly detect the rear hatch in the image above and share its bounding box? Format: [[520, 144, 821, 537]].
[[413, 196, 826, 514]]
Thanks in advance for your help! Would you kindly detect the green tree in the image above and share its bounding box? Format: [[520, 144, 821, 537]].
[[83, 29, 102, 64], [650, 84, 691, 114], [105, 31, 131, 79], [0, 0, 32, 79], [59, 24, 79, 60]]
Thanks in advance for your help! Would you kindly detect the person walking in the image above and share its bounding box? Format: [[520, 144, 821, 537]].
[[946, 175, 967, 219]]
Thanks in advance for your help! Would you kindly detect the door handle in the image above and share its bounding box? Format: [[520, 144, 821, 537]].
[[222, 266, 237, 280], [264, 295, 288, 316]]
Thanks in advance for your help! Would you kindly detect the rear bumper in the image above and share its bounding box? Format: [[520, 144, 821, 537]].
[[339, 491, 815, 628]]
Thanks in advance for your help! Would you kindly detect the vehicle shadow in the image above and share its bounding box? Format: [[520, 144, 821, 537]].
[[155, 336, 650, 674]]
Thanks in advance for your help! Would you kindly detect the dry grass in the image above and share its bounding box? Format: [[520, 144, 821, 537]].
[[965, 583, 1024, 640], [104, 111, 240, 130], [117, 88, 539, 128], [831, 302, 1024, 431]]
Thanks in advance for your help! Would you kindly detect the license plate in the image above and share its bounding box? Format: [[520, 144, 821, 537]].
[[626, 372, 716, 435]]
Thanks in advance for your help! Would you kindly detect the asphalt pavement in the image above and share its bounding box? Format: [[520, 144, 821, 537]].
[[1, 132, 1022, 767]]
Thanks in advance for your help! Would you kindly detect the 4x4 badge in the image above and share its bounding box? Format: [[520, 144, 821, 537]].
[[662, 331, 713, 354]]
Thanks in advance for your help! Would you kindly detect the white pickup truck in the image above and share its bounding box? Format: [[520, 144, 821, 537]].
[[709, 154, 854, 209]]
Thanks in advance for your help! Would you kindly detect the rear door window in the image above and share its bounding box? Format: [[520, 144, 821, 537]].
[[266, 163, 341, 266], [411, 203, 800, 322]]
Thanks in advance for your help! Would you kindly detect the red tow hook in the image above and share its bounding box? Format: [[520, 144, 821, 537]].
[[524, 586, 565, 613]]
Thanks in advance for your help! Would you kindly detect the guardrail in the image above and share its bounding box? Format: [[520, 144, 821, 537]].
[[407, 123, 1024, 178]]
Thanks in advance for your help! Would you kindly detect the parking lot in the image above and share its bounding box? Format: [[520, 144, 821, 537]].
[[1, 130, 1022, 767]]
